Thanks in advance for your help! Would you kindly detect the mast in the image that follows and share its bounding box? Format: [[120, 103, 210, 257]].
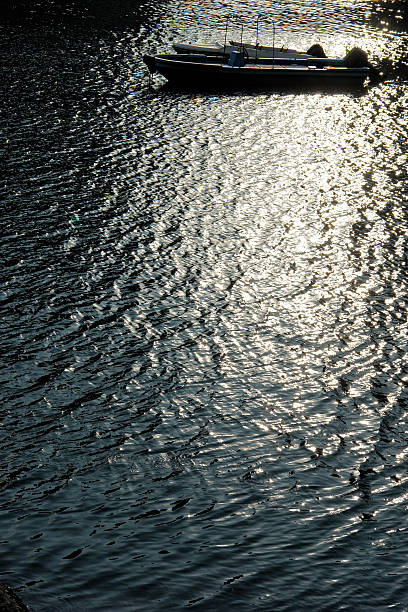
[[223, 14, 229, 57], [272, 21, 275, 67], [255, 15, 260, 63]]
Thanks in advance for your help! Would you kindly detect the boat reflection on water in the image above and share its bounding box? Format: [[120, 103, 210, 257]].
[[155, 78, 370, 96]]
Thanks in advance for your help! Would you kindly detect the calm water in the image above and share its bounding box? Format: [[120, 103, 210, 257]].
[[2, 0, 408, 609]]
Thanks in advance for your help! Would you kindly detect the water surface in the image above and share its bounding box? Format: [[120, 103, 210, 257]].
[[2, 0, 408, 609]]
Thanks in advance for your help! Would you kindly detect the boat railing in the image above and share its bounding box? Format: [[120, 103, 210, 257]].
[[222, 14, 281, 65]]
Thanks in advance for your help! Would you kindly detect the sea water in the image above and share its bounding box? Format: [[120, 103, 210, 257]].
[[2, 0, 408, 609]]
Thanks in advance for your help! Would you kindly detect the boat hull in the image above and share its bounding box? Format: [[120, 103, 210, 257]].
[[144, 54, 369, 89]]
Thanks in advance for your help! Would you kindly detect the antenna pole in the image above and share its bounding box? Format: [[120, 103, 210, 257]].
[[224, 14, 229, 56], [272, 21, 275, 67], [255, 15, 259, 63]]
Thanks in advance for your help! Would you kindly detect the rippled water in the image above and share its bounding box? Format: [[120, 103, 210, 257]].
[[2, 0, 408, 609]]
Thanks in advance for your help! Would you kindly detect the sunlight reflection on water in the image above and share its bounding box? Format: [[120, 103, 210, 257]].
[[2, 0, 408, 609]]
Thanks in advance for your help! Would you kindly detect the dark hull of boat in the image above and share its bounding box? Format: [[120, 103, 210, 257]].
[[143, 55, 369, 89]]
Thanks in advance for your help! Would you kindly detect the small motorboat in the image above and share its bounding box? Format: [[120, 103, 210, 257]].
[[172, 40, 322, 60], [143, 49, 372, 90]]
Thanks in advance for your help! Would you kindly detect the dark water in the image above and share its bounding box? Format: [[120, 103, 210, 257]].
[[2, 1, 408, 609]]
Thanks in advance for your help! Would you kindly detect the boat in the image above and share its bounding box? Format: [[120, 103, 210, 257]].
[[231, 41, 327, 58], [143, 50, 371, 89], [173, 14, 329, 61], [172, 41, 322, 60]]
